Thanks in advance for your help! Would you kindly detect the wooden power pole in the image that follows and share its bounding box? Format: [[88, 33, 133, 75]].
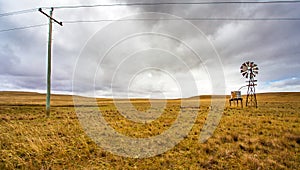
[[39, 8, 62, 116]]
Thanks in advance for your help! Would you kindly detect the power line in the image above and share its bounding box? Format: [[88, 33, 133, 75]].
[[0, 8, 38, 18], [0, 24, 47, 33], [45, 1, 300, 9], [1, 16, 300, 33], [1, 1, 299, 18], [63, 17, 300, 23]]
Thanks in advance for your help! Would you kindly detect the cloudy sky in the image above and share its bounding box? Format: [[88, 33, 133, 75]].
[[0, 0, 300, 98]]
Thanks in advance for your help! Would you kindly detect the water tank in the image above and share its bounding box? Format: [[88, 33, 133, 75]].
[[231, 91, 241, 99]]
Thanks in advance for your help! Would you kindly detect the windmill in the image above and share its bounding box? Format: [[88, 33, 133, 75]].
[[240, 61, 258, 108]]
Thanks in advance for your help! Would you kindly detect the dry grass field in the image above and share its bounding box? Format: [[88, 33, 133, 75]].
[[0, 91, 299, 169]]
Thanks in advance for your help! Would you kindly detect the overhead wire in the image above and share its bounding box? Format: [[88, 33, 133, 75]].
[[1, 0, 300, 32], [44, 0, 300, 9], [0, 24, 48, 33], [1, 16, 300, 33], [1, 1, 300, 17], [0, 8, 38, 18], [63, 17, 300, 24]]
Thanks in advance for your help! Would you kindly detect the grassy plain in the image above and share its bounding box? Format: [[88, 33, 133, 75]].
[[0, 91, 299, 169]]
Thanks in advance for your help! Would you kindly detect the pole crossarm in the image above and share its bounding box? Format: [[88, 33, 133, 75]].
[[38, 8, 63, 26]]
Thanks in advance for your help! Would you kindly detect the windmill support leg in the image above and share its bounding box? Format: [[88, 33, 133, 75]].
[[246, 78, 257, 108], [254, 93, 257, 108], [246, 94, 249, 106]]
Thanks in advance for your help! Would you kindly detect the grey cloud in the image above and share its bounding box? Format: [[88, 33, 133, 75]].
[[271, 78, 300, 87], [0, 45, 21, 75], [72, 11, 222, 97], [213, 20, 300, 82], [1, 1, 300, 96], [0, 75, 45, 90]]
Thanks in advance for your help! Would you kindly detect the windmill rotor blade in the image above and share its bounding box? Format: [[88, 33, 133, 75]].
[[241, 66, 247, 72], [250, 62, 254, 67], [242, 72, 248, 77], [241, 63, 247, 70]]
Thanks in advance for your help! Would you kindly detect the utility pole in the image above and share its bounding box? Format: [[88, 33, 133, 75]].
[[39, 8, 62, 116]]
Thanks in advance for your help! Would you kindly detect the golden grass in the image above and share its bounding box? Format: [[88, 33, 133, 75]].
[[0, 91, 299, 169]]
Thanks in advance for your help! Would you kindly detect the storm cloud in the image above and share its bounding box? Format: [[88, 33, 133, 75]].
[[1, 0, 300, 97]]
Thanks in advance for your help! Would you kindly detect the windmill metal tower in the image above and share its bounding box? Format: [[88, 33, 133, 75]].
[[240, 61, 258, 108]]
